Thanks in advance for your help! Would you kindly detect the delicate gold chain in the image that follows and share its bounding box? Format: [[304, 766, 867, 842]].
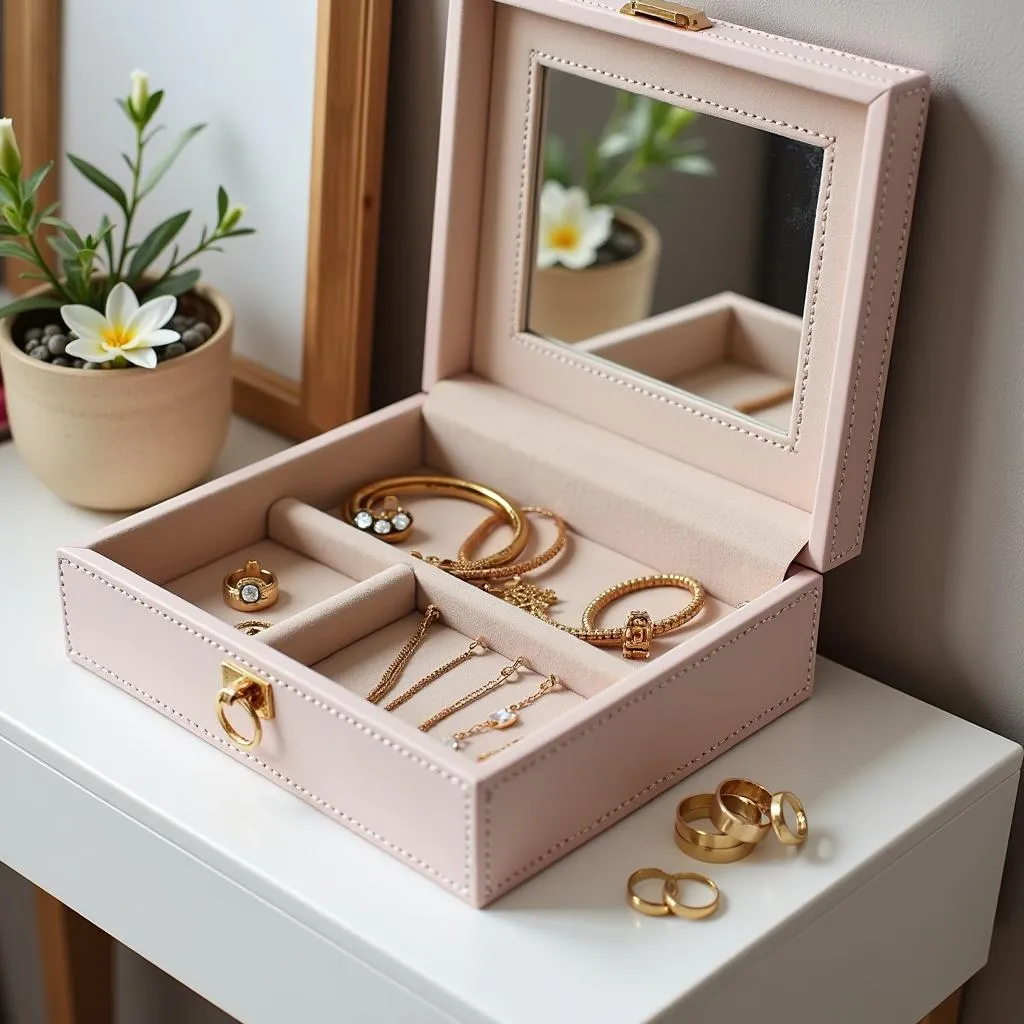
[[476, 738, 523, 762], [445, 674, 562, 751], [540, 574, 706, 645], [383, 637, 487, 712], [366, 605, 441, 704], [418, 656, 529, 732]]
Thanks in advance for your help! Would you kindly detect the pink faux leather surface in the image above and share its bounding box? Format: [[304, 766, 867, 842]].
[[425, 0, 929, 571], [478, 571, 820, 901]]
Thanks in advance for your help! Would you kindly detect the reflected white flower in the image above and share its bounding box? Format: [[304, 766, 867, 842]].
[[536, 181, 613, 270]]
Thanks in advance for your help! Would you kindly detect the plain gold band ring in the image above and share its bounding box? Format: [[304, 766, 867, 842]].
[[771, 790, 809, 845], [711, 778, 772, 845], [674, 793, 759, 863], [663, 872, 720, 920], [626, 867, 673, 917]]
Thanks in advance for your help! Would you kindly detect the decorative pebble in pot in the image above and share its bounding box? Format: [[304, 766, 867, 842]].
[[0, 69, 254, 510]]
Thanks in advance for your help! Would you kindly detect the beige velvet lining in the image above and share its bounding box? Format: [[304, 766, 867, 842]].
[[115, 389, 814, 756]]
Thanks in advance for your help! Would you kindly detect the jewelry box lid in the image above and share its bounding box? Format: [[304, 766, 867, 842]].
[[422, 0, 930, 573]]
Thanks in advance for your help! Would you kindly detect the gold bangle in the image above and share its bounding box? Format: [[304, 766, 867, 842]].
[[674, 793, 759, 864], [626, 867, 673, 917], [456, 506, 568, 581], [345, 475, 529, 570], [663, 872, 720, 920], [712, 778, 772, 845], [223, 559, 279, 612], [770, 790, 809, 846], [537, 574, 705, 658]]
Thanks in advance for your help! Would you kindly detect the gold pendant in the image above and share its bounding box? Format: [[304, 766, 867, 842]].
[[485, 575, 558, 617]]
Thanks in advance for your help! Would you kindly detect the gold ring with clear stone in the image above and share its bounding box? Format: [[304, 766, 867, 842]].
[[223, 559, 279, 612]]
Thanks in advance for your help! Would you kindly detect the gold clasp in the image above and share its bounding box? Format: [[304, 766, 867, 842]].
[[217, 662, 275, 749], [618, 1, 712, 30]]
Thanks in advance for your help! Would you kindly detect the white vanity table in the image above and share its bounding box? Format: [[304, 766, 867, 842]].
[[0, 420, 1019, 1024]]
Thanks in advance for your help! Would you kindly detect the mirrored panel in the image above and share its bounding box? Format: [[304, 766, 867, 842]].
[[526, 68, 825, 432]]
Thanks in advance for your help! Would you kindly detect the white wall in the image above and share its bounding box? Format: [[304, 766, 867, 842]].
[[60, 0, 317, 379]]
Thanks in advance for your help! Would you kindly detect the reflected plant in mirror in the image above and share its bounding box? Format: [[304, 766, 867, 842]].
[[538, 91, 713, 273], [528, 68, 825, 433]]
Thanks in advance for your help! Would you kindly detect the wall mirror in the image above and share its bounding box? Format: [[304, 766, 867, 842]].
[[525, 67, 825, 433]]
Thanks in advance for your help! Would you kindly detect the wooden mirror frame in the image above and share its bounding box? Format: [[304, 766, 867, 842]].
[[3, 0, 391, 441]]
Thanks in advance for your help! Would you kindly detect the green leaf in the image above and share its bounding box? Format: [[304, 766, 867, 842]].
[[46, 233, 79, 262], [669, 154, 715, 176], [67, 154, 129, 212], [0, 223, 17, 236], [217, 185, 228, 224], [143, 268, 200, 299], [144, 89, 165, 123], [127, 210, 190, 281], [0, 240, 32, 261], [99, 213, 115, 270], [140, 123, 206, 197], [0, 294, 63, 319], [542, 136, 572, 189], [40, 217, 86, 250], [116, 97, 134, 123], [18, 270, 54, 281], [24, 161, 53, 198], [219, 227, 256, 239], [122, 153, 135, 174]]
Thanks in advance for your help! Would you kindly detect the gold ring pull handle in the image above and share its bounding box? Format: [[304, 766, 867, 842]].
[[217, 663, 275, 749]]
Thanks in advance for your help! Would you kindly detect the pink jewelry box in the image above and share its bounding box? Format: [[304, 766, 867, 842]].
[[57, 0, 929, 906]]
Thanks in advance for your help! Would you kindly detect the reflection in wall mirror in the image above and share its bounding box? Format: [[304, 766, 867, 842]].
[[526, 68, 825, 432]]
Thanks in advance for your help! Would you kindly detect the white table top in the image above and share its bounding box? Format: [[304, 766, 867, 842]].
[[1, 424, 1021, 1024]]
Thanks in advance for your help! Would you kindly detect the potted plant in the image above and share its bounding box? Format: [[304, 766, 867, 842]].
[[0, 70, 253, 510], [530, 93, 714, 343]]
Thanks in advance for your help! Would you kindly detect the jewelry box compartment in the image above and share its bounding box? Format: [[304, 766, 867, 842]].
[[575, 292, 801, 434], [59, 379, 821, 905]]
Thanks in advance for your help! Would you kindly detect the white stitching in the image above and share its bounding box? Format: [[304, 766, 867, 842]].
[[483, 586, 820, 897], [512, 51, 835, 452], [827, 88, 928, 564], [566, 0, 913, 78], [58, 558, 473, 897]]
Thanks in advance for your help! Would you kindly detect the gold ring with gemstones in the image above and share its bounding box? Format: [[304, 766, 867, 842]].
[[223, 559, 279, 612]]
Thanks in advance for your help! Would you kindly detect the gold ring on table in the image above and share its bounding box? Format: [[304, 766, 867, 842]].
[[344, 475, 529, 570], [455, 506, 568, 581], [674, 793, 759, 864], [711, 778, 772, 845], [663, 872, 720, 920], [626, 867, 673, 917], [223, 559, 279, 612], [538, 574, 705, 659], [770, 790, 809, 846]]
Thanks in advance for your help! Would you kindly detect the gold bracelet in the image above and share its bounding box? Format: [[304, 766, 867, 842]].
[[535, 574, 705, 659], [383, 637, 487, 712], [456, 506, 568, 582], [345, 474, 529, 570]]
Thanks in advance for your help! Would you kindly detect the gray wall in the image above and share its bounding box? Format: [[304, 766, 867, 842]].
[[374, 1, 1024, 1022]]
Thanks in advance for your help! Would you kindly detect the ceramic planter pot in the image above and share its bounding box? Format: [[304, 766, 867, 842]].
[[0, 283, 234, 511], [528, 208, 662, 343]]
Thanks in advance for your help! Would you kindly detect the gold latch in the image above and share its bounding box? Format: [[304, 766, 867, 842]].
[[619, 1, 712, 30], [217, 662, 275, 749]]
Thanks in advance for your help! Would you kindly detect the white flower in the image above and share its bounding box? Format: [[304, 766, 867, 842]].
[[0, 118, 21, 178], [536, 181, 613, 270], [130, 69, 150, 118], [62, 282, 179, 369]]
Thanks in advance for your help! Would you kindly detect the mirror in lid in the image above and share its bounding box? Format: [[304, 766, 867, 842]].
[[526, 68, 825, 434]]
